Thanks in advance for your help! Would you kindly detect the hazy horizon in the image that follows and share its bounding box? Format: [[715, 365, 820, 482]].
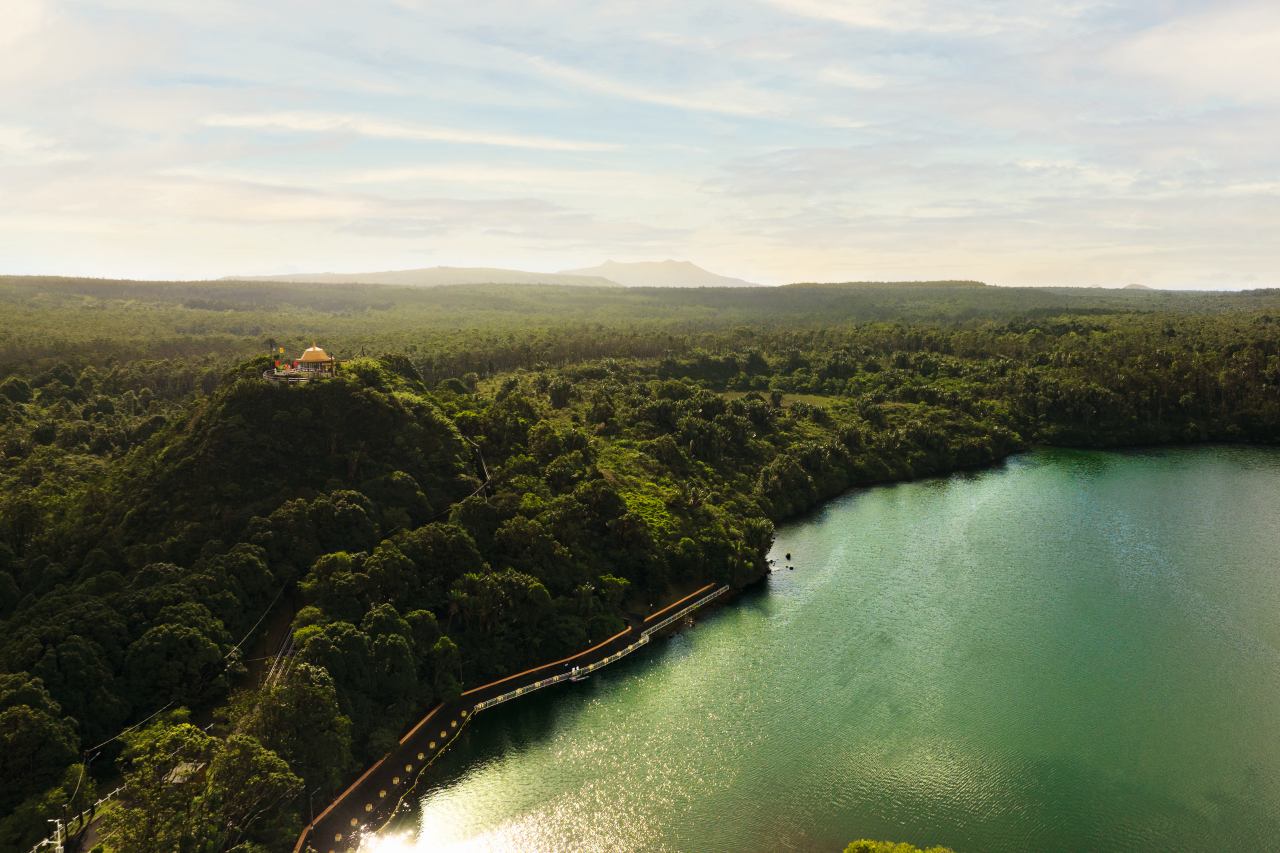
[[0, 265, 1263, 292], [4, 1, 1280, 289]]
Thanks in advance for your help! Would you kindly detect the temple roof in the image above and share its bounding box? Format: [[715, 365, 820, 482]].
[[299, 344, 333, 363]]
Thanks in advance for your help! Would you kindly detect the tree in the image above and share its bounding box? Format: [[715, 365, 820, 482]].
[[431, 636, 461, 700], [396, 521, 485, 602], [124, 622, 226, 711], [406, 610, 442, 693], [250, 663, 352, 792], [492, 515, 573, 593], [99, 719, 302, 852], [99, 719, 217, 853], [364, 605, 418, 709], [296, 621, 373, 719], [547, 377, 573, 408], [197, 733, 302, 849], [299, 551, 369, 623], [0, 674, 78, 815], [597, 574, 630, 612], [0, 375, 32, 403], [31, 634, 129, 745], [363, 541, 417, 605]]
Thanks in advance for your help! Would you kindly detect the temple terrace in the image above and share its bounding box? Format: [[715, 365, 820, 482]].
[[265, 343, 337, 383]]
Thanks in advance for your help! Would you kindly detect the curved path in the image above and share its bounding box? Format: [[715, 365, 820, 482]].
[[295, 583, 729, 853]]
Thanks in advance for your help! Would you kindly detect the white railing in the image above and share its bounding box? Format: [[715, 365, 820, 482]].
[[26, 784, 124, 853], [472, 635, 650, 712], [642, 585, 729, 637], [472, 584, 729, 713]]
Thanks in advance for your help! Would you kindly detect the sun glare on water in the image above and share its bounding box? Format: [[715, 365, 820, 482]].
[[359, 829, 511, 853]]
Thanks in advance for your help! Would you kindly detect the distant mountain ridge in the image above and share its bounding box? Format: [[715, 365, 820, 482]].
[[224, 266, 620, 288], [559, 259, 760, 288], [224, 259, 759, 288]]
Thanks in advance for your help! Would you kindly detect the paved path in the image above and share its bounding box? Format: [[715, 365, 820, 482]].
[[295, 583, 727, 853]]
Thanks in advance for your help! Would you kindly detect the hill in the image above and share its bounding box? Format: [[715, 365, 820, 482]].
[[559, 259, 760, 288], [224, 266, 620, 288], [85, 357, 475, 566]]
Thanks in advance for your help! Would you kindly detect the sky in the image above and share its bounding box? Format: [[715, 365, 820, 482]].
[[2, 1, 1279, 287]]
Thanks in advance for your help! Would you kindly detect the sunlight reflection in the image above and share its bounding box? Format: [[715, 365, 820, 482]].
[[359, 827, 515, 853], [358, 831, 418, 853]]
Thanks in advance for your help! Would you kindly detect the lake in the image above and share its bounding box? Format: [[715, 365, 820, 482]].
[[367, 447, 1280, 852]]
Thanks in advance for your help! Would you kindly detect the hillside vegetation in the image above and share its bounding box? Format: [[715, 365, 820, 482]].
[[0, 278, 1278, 850]]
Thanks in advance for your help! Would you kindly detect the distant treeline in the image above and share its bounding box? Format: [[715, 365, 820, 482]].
[[3, 275, 1277, 377]]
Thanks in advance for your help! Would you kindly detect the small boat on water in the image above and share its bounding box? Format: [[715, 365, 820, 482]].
[[569, 666, 589, 682]]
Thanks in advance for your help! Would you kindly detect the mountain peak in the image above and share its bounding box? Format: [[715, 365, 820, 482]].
[[559, 259, 760, 288]]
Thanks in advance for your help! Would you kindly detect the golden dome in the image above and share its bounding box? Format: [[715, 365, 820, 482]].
[[299, 343, 332, 363]]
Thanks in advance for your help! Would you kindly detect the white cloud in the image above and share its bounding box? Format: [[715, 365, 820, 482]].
[[763, 0, 1113, 37], [0, 125, 84, 164], [2, 0, 50, 47], [519, 54, 788, 117], [817, 116, 877, 129], [335, 163, 697, 198], [0, 0, 146, 94], [0, 166, 686, 278], [820, 65, 887, 90], [1111, 3, 1280, 103], [764, 0, 919, 32], [1013, 159, 1139, 192], [158, 162, 699, 204], [202, 112, 619, 152]]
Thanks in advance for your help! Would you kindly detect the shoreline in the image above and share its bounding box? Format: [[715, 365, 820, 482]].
[[295, 582, 731, 852], [764, 439, 1279, 529]]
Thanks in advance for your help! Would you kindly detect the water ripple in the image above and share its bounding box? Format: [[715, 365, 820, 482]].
[[370, 448, 1280, 853]]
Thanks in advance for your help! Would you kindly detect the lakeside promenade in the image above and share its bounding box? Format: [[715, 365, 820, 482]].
[[295, 582, 729, 853]]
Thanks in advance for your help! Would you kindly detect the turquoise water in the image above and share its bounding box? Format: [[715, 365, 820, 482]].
[[370, 448, 1280, 852]]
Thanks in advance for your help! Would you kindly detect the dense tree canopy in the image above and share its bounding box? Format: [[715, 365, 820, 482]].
[[1, 278, 1278, 849]]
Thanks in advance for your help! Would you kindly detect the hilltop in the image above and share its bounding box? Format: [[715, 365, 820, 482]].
[[84, 357, 475, 566]]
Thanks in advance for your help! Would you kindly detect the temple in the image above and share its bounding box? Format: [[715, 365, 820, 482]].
[[265, 343, 337, 383]]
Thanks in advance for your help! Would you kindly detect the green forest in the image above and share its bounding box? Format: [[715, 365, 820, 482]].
[[1, 276, 1278, 851]]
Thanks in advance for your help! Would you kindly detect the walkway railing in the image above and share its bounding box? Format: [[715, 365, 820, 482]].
[[472, 636, 650, 712], [472, 584, 728, 713], [642, 584, 729, 637], [294, 582, 730, 852], [25, 784, 124, 853]]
